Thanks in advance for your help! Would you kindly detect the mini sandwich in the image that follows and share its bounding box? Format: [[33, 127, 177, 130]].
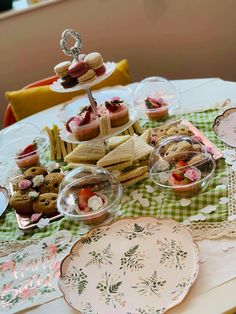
[[97, 137, 135, 169], [113, 166, 148, 188], [65, 142, 105, 163], [108, 135, 130, 150], [140, 128, 151, 144]]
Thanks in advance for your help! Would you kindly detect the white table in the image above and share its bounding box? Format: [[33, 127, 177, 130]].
[[13, 78, 236, 314]]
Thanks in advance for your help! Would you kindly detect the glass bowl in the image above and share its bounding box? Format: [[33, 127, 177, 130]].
[[155, 135, 206, 159], [133, 76, 180, 121], [0, 123, 48, 170], [57, 166, 123, 225], [149, 150, 215, 198]]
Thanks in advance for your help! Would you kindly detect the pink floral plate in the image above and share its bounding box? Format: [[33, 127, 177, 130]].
[[59, 217, 199, 314], [212, 107, 236, 147]]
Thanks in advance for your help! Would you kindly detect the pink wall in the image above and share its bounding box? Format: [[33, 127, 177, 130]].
[[1, 0, 236, 127]]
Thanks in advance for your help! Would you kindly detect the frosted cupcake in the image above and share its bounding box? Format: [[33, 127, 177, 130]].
[[145, 97, 169, 121]]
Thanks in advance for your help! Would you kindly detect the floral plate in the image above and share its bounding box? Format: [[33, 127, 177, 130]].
[[59, 217, 199, 314]]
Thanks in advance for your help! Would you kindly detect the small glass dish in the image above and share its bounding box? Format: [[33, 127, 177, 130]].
[[156, 135, 205, 159], [149, 150, 215, 198], [0, 123, 48, 170], [57, 166, 123, 225], [133, 76, 180, 121]]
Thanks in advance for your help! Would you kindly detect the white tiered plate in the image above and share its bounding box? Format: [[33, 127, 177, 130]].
[[57, 86, 137, 143], [59, 217, 199, 314], [50, 62, 116, 93]]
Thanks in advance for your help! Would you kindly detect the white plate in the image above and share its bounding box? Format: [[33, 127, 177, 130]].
[[212, 107, 236, 147], [59, 217, 199, 314], [50, 62, 116, 93]]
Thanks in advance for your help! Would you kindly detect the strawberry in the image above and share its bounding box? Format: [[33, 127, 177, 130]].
[[175, 161, 188, 170], [65, 117, 76, 133], [18, 144, 37, 158], [172, 171, 185, 181], [105, 101, 119, 112], [78, 188, 96, 211], [79, 111, 91, 126], [145, 97, 162, 109]]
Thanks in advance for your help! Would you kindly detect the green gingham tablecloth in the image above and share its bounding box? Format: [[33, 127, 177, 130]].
[[0, 109, 228, 241]]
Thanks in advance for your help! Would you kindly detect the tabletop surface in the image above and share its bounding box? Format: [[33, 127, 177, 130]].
[[3, 78, 236, 314]]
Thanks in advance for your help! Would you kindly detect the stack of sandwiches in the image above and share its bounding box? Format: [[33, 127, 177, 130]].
[[97, 135, 153, 187]]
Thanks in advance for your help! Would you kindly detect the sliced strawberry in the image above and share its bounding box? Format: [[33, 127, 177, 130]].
[[65, 117, 76, 133], [79, 111, 91, 126], [78, 188, 96, 211], [172, 171, 185, 181], [176, 161, 188, 169], [18, 144, 37, 158], [105, 101, 119, 112]]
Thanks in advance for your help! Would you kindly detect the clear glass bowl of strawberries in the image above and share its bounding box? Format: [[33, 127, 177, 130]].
[[149, 150, 215, 198], [57, 165, 123, 225], [0, 123, 48, 170]]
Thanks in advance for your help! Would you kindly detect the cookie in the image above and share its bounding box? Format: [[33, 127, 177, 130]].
[[24, 166, 47, 179], [39, 173, 64, 194], [10, 190, 34, 215], [188, 154, 203, 165], [164, 141, 192, 161], [192, 143, 202, 152], [33, 193, 58, 217], [153, 125, 172, 138]]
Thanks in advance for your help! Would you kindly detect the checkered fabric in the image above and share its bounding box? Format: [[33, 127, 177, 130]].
[[0, 109, 228, 241]]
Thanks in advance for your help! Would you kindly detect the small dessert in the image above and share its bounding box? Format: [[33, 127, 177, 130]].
[[68, 60, 89, 78], [66, 111, 99, 141], [164, 141, 192, 162], [76, 188, 108, 225], [16, 143, 39, 169], [33, 193, 58, 217], [54, 61, 78, 89], [24, 166, 47, 179], [77, 69, 97, 84], [39, 173, 64, 194], [10, 189, 34, 215], [84, 52, 106, 76], [168, 160, 202, 198], [98, 97, 129, 128], [145, 97, 169, 121]]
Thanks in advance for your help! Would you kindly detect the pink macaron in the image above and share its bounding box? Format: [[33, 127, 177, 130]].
[[68, 60, 89, 78], [95, 64, 106, 76]]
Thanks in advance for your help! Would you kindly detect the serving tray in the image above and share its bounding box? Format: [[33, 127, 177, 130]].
[[59, 217, 199, 314], [9, 175, 63, 230]]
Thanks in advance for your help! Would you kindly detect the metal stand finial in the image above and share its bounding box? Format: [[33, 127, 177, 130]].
[[60, 29, 83, 61]]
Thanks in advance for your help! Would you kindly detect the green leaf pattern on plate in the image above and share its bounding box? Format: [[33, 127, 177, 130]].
[[85, 244, 113, 268], [81, 228, 108, 244], [171, 276, 193, 301], [127, 306, 166, 314], [132, 270, 166, 296], [117, 222, 161, 240], [120, 244, 145, 275], [96, 272, 126, 308], [156, 237, 188, 270], [62, 266, 88, 295]]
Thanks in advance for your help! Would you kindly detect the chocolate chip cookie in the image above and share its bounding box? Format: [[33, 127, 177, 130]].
[[10, 189, 34, 215], [39, 173, 64, 194], [24, 166, 47, 179], [33, 193, 58, 217]]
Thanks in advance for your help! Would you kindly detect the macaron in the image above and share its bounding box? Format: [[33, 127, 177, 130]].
[[68, 60, 89, 78], [59, 75, 78, 89], [54, 61, 72, 77], [95, 64, 106, 76], [84, 52, 104, 70], [78, 69, 97, 84]]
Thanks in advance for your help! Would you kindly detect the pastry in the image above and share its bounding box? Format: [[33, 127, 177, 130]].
[[16, 143, 39, 169], [58, 75, 78, 89], [166, 126, 193, 137], [94, 64, 106, 76], [68, 60, 89, 78], [164, 141, 192, 162], [39, 173, 64, 194], [84, 52, 104, 70], [24, 166, 47, 179], [77, 69, 97, 84], [98, 97, 129, 127], [54, 61, 72, 77], [33, 193, 58, 217], [145, 97, 169, 121], [67, 111, 99, 141], [10, 189, 34, 215]]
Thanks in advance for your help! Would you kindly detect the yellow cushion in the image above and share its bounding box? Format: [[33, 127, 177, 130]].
[[5, 59, 131, 121]]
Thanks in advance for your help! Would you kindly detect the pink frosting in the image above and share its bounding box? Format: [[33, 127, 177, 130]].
[[18, 179, 32, 190]]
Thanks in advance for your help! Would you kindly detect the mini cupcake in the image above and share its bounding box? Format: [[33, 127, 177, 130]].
[[145, 97, 169, 121], [66, 111, 99, 141], [98, 97, 129, 128], [16, 143, 39, 169]]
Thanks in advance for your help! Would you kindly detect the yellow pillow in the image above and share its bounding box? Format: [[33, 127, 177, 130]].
[[6, 59, 131, 121]]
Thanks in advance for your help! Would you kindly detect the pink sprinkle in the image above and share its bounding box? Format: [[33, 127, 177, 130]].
[[184, 167, 201, 181], [31, 213, 42, 223], [191, 135, 202, 142], [18, 179, 32, 190], [111, 97, 120, 101], [206, 146, 213, 154]]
